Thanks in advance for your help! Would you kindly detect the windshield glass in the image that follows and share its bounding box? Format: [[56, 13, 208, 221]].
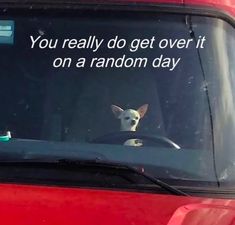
[[1, 9, 235, 189]]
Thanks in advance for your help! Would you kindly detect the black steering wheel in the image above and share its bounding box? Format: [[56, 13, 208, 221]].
[[91, 131, 181, 150]]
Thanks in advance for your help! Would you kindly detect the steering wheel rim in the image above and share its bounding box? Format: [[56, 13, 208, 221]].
[[91, 131, 181, 150]]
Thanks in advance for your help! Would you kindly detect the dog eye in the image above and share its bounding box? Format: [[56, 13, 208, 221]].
[[136, 117, 139, 120], [124, 117, 130, 120]]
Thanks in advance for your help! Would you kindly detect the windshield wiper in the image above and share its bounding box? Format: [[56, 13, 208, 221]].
[[0, 158, 188, 196]]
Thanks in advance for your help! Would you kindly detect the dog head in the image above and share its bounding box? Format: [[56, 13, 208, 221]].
[[111, 104, 148, 131]]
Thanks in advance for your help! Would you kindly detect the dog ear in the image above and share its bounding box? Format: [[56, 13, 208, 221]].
[[111, 105, 124, 118], [137, 104, 149, 118]]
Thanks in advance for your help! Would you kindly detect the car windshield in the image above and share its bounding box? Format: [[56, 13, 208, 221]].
[[0, 9, 235, 190]]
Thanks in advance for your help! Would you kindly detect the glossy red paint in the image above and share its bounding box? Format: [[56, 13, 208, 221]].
[[0, 183, 234, 225], [184, 0, 235, 18]]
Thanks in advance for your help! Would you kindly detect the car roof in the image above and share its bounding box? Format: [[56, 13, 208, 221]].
[[0, 0, 235, 19], [111, 0, 235, 18]]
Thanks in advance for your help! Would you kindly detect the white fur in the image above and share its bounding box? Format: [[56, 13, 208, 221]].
[[111, 104, 148, 147]]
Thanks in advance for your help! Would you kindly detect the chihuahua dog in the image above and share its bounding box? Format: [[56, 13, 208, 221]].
[[111, 104, 148, 146]]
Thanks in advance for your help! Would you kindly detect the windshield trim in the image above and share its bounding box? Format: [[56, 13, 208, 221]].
[[0, 2, 235, 28]]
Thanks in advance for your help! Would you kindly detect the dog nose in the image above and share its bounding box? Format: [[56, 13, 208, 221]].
[[131, 120, 136, 125]]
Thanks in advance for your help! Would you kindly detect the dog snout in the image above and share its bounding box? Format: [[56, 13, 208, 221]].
[[131, 120, 136, 125]]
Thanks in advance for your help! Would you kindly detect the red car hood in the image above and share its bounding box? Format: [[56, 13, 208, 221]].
[[0, 184, 235, 225]]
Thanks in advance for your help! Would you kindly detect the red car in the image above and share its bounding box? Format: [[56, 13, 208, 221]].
[[0, 0, 235, 224]]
